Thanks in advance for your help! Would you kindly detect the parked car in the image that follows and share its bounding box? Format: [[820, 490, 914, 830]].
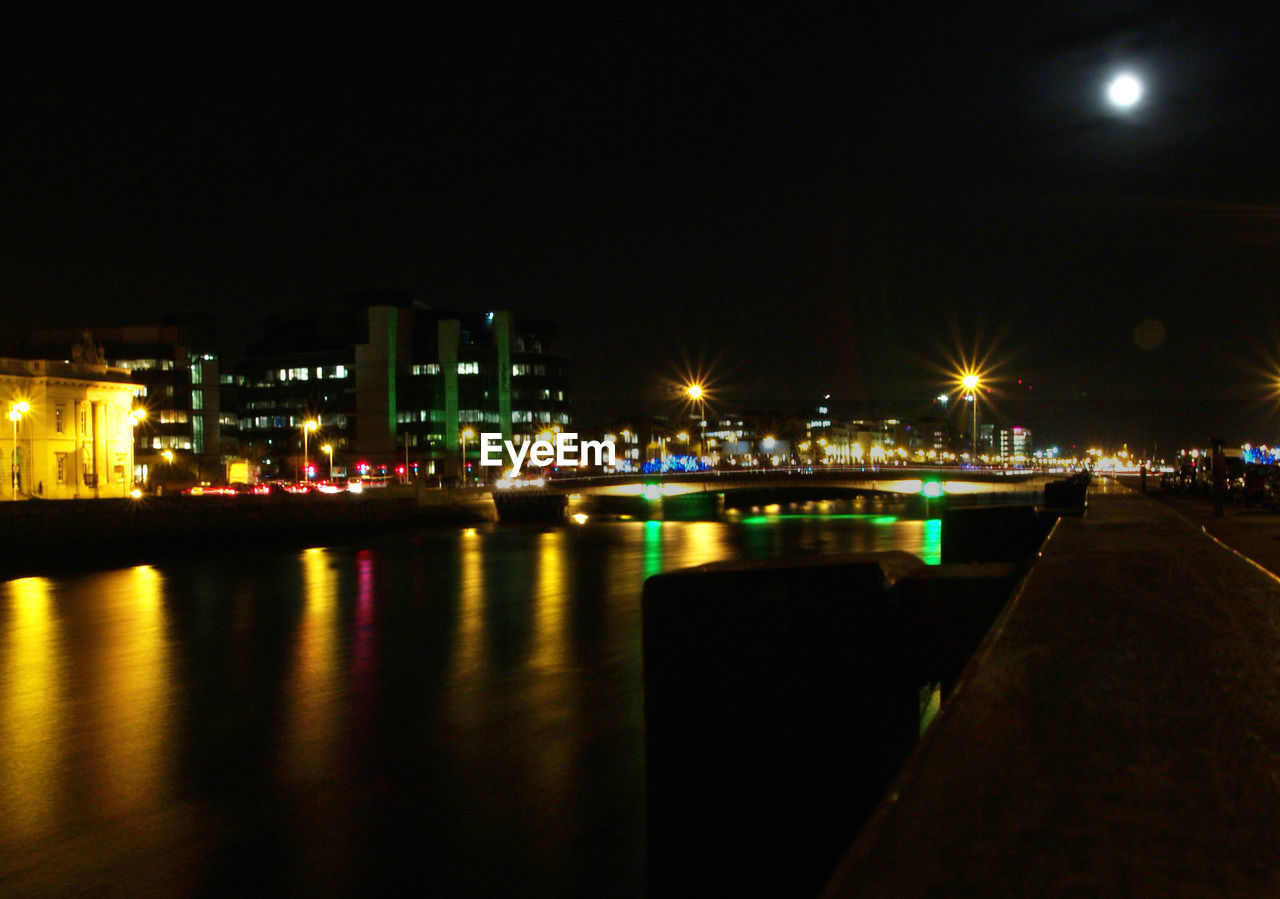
[[1243, 463, 1269, 506], [1226, 458, 1248, 501], [1264, 468, 1280, 510]]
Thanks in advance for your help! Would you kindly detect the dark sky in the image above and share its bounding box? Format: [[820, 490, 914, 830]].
[[7, 3, 1280, 453]]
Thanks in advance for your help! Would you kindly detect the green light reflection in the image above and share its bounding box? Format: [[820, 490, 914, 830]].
[[643, 519, 664, 579], [740, 513, 901, 525], [920, 518, 942, 565], [739, 512, 944, 565]]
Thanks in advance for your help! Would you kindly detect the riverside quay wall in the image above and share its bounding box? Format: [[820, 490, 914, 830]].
[[642, 474, 1088, 897], [0, 489, 492, 578], [644, 475, 1280, 897]]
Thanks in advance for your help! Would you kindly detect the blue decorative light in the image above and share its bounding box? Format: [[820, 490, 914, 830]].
[[1242, 445, 1280, 465], [642, 454, 709, 474]]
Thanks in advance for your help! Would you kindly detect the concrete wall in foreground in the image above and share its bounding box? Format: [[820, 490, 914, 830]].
[[643, 550, 1025, 897]]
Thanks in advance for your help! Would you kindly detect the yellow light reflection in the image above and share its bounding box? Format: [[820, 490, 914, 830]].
[[668, 521, 730, 569], [284, 548, 341, 784], [881, 478, 924, 494], [528, 530, 577, 791], [0, 577, 63, 838], [452, 527, 487, 680], [529, 531, 569, 675], [592, 482, 699, 498], [85, 565, 172, 816]]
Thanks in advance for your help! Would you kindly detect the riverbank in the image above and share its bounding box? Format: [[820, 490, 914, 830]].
[[0, 489, 494, 580]]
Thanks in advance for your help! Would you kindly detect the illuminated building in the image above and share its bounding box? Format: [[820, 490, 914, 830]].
[[705, 413, 787, 467], [28, 320, 222, 485], [234, 296, 570, 479], [914, 416, 959, 457], [978, 422, 996, 455], [605, 416, 672, 468], [0, 354, 137, 499], [999, 426, 1033, 461]]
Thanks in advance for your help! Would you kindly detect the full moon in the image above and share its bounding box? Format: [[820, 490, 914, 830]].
[[1107, 72, 1143, 109]]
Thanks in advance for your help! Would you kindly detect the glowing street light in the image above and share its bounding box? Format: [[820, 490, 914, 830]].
[[301, 419, 318, 481], [460, 427, 475, 483], [961, 373, 980, 460], [127, 407, 147, 496], [8, 401, 28, 500], [685, 383, 706, 464], [321, 444, 334, 481]]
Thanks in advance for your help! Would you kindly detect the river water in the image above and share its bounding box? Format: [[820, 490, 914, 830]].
[[0, 503, 941, 896]]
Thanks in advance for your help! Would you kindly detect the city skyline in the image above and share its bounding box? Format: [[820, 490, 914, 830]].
[[8, 6, 1280, 452]]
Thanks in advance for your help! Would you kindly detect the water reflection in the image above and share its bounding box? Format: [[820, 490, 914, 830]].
[[643, 520, 664, 580], [921, 518, 943, 565], [0, 577, 62, 838], [530, 530, 569, 675], [85, 565, 172, 817], [667, 521, 731, 569], [735, 512, 943, 565], [284, 548, 342, 783], [0, 505, 948, 894], [453, 526, 487, 680], [350, 549, 377, 721]]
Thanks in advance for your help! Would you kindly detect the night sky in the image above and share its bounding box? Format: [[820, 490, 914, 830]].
[[8, 4, 1280, 454]]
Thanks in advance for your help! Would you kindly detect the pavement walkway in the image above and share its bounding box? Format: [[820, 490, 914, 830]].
[[826, 477, 1280, 896]]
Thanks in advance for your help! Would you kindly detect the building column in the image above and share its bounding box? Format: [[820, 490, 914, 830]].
[[91, 400, 100, 499]]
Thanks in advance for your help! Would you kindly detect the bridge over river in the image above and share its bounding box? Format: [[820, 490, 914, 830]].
[[493, 466, 1059, 521]]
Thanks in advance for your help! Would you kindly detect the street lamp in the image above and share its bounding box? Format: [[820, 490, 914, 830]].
[[961, 373, 980, 461], [128, 407, 146, 496], [321, 444, 333, 481], [9, 401, 28, 500], [301, 419, 318, 482], [685, 383, 705, 465], [460, 427, 475, 484]]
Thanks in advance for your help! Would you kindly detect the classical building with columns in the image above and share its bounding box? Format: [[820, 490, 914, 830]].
[[0, 355, 138, 500]]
